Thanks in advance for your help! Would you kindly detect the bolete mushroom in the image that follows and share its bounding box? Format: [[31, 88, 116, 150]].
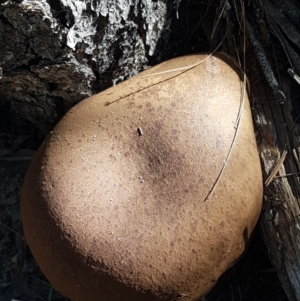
[[21, 53, 263, 301]]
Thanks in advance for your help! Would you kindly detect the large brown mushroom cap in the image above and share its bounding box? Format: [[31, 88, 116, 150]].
[[21, 53, 263, 301]]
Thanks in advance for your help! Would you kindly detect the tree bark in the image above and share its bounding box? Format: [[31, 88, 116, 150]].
[[0, 0, 172, 132]]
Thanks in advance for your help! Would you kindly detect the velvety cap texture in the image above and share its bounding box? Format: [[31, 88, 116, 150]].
[[21, 53, 263, 301]]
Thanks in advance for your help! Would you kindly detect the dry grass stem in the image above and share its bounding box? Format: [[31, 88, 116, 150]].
[[265, 150, 288, 186]]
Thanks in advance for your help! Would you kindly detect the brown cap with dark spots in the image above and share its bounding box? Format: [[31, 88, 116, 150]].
[[21, 53, 263, 301]]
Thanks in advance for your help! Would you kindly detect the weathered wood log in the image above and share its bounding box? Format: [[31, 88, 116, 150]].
[[251, 63, 300, 301], [242, 1, 300, 299]]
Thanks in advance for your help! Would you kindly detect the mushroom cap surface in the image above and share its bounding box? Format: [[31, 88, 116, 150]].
[[21, 53, 263, 301]]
